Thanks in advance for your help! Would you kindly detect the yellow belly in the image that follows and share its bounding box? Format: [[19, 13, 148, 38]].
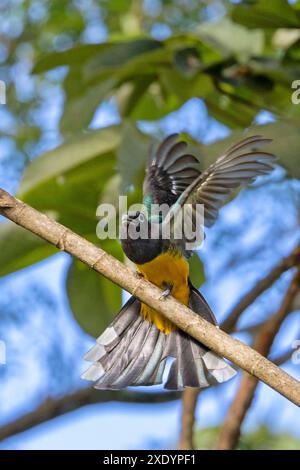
[[136, 252, 190, 334]]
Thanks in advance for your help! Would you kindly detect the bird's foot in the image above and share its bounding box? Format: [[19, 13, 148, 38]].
[[159, 283, 173, 301], [135, 271, 144, 279]]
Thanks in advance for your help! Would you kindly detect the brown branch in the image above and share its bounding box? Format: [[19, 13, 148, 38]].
[[177, 337, 295, 451], [217, 269, 300, 450], [177, 318, 297, 452], [222, 244, 300, 333], [177, 388, 199, 450], [178, 255, 300, 452], [0, 387, 180, 442], [0, 188, 300, 406], [176, 337, 293, 453]]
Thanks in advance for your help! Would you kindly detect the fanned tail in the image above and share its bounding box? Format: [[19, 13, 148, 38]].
[[82, 286, 236, 390]]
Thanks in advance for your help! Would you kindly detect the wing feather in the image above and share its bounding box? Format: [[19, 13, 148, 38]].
[[164, 135, 277, 245], [143, 134, 202, 206]]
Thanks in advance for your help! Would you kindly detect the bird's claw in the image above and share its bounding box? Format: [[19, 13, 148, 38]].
[[135, 271, 144, 279], [159, 283, 173, 301]]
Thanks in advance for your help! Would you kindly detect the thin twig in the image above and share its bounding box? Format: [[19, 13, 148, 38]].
[[0, 188, 300, 406]]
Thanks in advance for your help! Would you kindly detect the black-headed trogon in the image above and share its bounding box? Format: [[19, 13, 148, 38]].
[[82, 134, 276, 390]]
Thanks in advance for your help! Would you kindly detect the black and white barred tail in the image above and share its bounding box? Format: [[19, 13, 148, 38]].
[[81, 285, 236, 390]]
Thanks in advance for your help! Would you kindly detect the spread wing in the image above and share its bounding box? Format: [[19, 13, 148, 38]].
[[143, 133, 202, 208], [164, 135, 277, 250]]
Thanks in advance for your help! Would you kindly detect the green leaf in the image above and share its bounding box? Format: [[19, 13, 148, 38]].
[[231, 0, 300, 29], [0, 223, 57, 276], [198, 18, 264, 58], [159, 68, 213, 102], [284, 38, 300, 61], [188, 253, 205, 289], [34, 38, 163, 80], [116, 76, 156, 117], [19, 126, 121, 197], [33, 44, 109, 74], [60, 77, 117, 135], [117, 121, 150, 191], [84, 39, 163, 80], [103, 0, 129, 14], [205, 92, 258, 129], [67, 240, 124, 337], [129, 85, 180, 120], [0, 127, 122, 276]]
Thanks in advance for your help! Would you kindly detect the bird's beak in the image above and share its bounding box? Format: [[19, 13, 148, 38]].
[[122, 212, 139, 226]]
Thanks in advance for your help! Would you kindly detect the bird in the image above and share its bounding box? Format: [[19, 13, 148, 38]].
[[82, 133, 276, 390]]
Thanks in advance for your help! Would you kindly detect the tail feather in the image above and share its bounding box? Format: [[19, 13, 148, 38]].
[[190, 340, 211, 388], [115, 319, 149, 374], [164, 331, 206, 389], [148, 357, 167, 385], [113, 323, 159, 388], [84, 297, 140, 362], [133, 332, 165, 385], [97, 318, 146, 388], [82, 285, 236, 390]]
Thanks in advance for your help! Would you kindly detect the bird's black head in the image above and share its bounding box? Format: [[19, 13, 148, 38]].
[[120, 211, 162, 264]]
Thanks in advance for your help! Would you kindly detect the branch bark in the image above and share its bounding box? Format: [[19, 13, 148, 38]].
[[178, 249, 300, 452], [177, 388, 199, 450], [222, 245, 300, 333], [217, 269, 300, 450], [0, 388, 180, 442], [0, 188, 300, 406]]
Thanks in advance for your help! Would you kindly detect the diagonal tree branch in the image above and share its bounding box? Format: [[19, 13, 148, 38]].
[[0, 188, 300, 406], [0, 388, 181, 442], [217, 269, 300, 450], [178, 248, 300, 451], [222, 244, 300, 333], [177, 332, 297, 452]]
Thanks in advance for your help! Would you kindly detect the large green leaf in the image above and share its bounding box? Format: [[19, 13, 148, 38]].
[[198, 18, 264, 58], [117, 121, 150, 191], [231, 0, 300, 29], [18, 127, 121, 237], [67, 240, 124, 337], [83, 39, 163, 80], [0, 223, 57, 277], [188, 253, 206, 289], [160, 68, 214, 102], [19, 126, 121, 197], [205, 92, 258, 129], [129, 84, 181, 120], [33, 44, 110, 74], [33, 38, 162, 76], [0, 127, 122, 277], [60, 77, 117, 135]]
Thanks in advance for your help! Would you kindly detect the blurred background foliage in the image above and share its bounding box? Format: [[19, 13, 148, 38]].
[[0, 0, 300, 450], [195, 425, 300, 450]]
